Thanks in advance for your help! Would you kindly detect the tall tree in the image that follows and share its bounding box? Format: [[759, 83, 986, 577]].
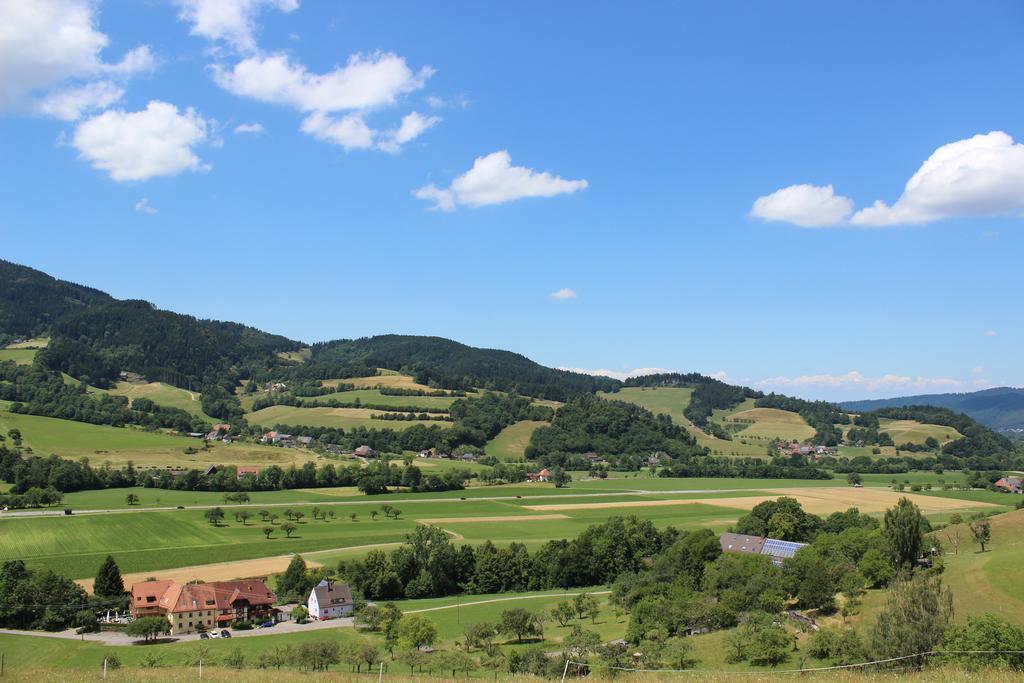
[[882, 498, 925, 569], [869, 573, 953, 663], [93, 555, 124, 598]]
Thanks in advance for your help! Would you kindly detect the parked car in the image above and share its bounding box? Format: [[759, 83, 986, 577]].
[[176, 506, 185, 509], [259, 621, 275, 629], [220, 630, 231, 638], [208, 631, 219, 638], [199, 632, 210, 640]]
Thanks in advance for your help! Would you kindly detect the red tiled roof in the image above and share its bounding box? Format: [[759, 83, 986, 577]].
[[132, 579, 275, 615]]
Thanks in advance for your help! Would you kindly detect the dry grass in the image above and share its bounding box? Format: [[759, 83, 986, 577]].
[[325, 373, 432, 390], [526, 488, 1000, 515], [75, 555, 324, 593]]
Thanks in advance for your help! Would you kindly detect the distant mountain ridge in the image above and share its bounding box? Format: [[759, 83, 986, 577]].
[[841, 387, 1024, 432]]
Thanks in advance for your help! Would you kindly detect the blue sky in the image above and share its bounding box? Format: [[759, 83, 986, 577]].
[[2, 0, 1023, 401]]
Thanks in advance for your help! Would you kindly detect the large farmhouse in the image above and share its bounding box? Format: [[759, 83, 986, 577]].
[[130, 579, 277, 634]]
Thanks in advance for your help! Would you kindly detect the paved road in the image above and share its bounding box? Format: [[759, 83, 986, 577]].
[[0, 487, 756, 520], [0, 590, 614, 646], [0, 617, 355, 646]]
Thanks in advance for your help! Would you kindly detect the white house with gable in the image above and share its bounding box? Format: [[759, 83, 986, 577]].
[[307, 580, 354, 620]]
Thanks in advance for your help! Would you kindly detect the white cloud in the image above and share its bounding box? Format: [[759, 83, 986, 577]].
[[750, 184, 853, 227], [755, 131, 1024, 228], [414, 150, 588, 211], [709, 370, 728, 382], [233, 122, 265, 134], [72, 101, 210, 181], [972, 365, 986, 375], [549, 288, 577, 301], [37, 81, 124, 121], [984, 330, 998, 337], [175, 0, 298, 53], [558, 367, 676, 382], [134, 197, 157, 214], [214, 51, 435, 151], [378, 111, 441, 153], [299, 111, 374, 150], [0, 1, 152, 116], [215, 52, 432, 112], [757, 371, 962, 393], [851, 132, 1024, 226]]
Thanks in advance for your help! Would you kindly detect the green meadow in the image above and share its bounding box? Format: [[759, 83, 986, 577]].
[[0, 348, 37, 365], [1, 489, 769, 579], [602, 387, 770, 457], [246, 405, 451, 431], [104, 381, 218, 422], [305, 388, 458, 411], [484, 420, 547, 461], [0, 411, 315, 468]]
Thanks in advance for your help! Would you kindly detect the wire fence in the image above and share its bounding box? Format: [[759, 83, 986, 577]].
[[560, 650, 1024, 680]]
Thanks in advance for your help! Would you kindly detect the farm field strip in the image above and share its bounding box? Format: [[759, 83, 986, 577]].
[[75, 554, 325, 593], [246, 404, 452, 430]]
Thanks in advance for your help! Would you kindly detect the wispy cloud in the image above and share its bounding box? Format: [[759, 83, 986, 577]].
[[984, 330, 998, 337], [134, 197, 157, 214], [558, 367, 675, 382], [757, 371, 962, 394], [549, 288, 577, 301], [233, 122, 265, 134]]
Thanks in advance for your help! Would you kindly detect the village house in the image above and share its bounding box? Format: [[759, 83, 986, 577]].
[[418, 449, 434, 458], [324, 443, 343, 454], [460, 453, 478, 462], [354, 445, 376, 458], [130, 579, 277, 634], [205, 423, 232, 441], [237, 466, 260, 479], [777, 442, 836, 458], [297, 435, 315, 448], [995, 476, 1023, 494], [584, 453, 608, 466], [719, 532, 806, 566], [527, 468, 551, 482], [307, 580, 354, 620]]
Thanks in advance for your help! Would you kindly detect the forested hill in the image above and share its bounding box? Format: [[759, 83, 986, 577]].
[[0, 260, 616, 399], [309, 335, 619, 400], [841, 387, 1024, 432], [0, 259, 113, 339]]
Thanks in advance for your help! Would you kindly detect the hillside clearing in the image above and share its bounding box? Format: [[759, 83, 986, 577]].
[[877, 418, 961, 444], [104, 381, 215, 421], [0, 411, 315, 468], [247, 404, 451, 430], [724, 407, 817, 441], [0, 348, 36, 365], [485, 419, 547, 461]]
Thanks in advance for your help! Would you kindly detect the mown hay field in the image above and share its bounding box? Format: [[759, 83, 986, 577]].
[[246, 405, 451, 430], [0, 411, 316, 468], [484, 419, 547, 461]]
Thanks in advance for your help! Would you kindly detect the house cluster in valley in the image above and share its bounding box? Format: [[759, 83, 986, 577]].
[[130, 578, 355, 635]]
